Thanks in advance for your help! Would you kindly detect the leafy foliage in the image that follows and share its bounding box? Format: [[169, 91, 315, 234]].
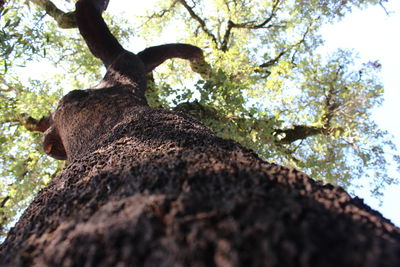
[[141, 0, 398, 192], [0, 0, 398, 237]]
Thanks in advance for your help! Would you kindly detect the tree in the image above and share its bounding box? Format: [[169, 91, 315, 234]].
[[0, 0, 398, 236], [0, 0, 399, 266], [1, 0, 398, 233]]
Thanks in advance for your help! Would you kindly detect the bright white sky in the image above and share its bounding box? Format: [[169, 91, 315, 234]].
[[110, 0, 400, 225]]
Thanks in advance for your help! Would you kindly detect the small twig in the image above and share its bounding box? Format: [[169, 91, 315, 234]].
[[0, 196, 10, 208], [379, 1, 391, 15], [177, 0, 219, 48]]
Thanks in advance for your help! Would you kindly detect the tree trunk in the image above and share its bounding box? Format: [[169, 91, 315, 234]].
[[1, 89, 399, 267], [1, 1, 399, 266]]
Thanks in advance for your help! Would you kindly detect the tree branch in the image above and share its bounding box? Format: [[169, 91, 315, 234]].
[[259, 50, 286, 69], [0, 196, 10, 209], [379, 0, 391, 15], [30, 0, 77, 29], [232, 0, 281, 29], [137, 43, 211, 79], [0, 87, 15, 93], [220, 0, 282, 51], [14, 114, 52, 132], [75, 0, 125, 66], [220, 20, 233, 52], [144, 0, 178, 21], [177, 0, 219, 47], [273, 125, 327, 144], [173, 102, 338, 145], [259, 22, 313, 70]]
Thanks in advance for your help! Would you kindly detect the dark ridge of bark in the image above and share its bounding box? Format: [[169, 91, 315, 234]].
[[0, 87, 399, 266]]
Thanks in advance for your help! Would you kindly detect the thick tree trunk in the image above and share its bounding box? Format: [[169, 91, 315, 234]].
[[1, 87, 400, 266], [1, 0, 399, 266]]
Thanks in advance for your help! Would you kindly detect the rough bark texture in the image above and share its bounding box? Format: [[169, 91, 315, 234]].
[[1, 0, 400, 266], [1, 95, 400, 266]]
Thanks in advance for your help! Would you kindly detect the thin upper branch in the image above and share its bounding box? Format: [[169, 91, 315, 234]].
[[379, 0, 391, 15], [177, 0, 219, 47], [178, 0, 283, 51], [259, 50, 286, 69], [220, 0, 282, 51], [259, 22, 313, 69], [231, 0, 281, 29], [144, 0, 178, 21]]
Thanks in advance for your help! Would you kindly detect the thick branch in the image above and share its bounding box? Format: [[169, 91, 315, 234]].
[[173, 102, 336, 145], [138, 43, 211, 79], [15, 114, 52, 132], [274, 125, 327, 144], [323, 88, 341, 128], [75, 0, 125, 66], [30, 0, 77, 28], [30, 0, 109, 29]]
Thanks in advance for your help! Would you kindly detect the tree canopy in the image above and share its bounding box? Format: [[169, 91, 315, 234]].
[[0, 0, 398, 237]]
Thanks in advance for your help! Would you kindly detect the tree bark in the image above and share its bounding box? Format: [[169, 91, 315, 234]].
[[1, 0, 399, 266], [1, 93, 399, 266]]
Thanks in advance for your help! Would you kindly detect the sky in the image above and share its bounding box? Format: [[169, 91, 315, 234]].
[[107, 0, 400, 226]]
